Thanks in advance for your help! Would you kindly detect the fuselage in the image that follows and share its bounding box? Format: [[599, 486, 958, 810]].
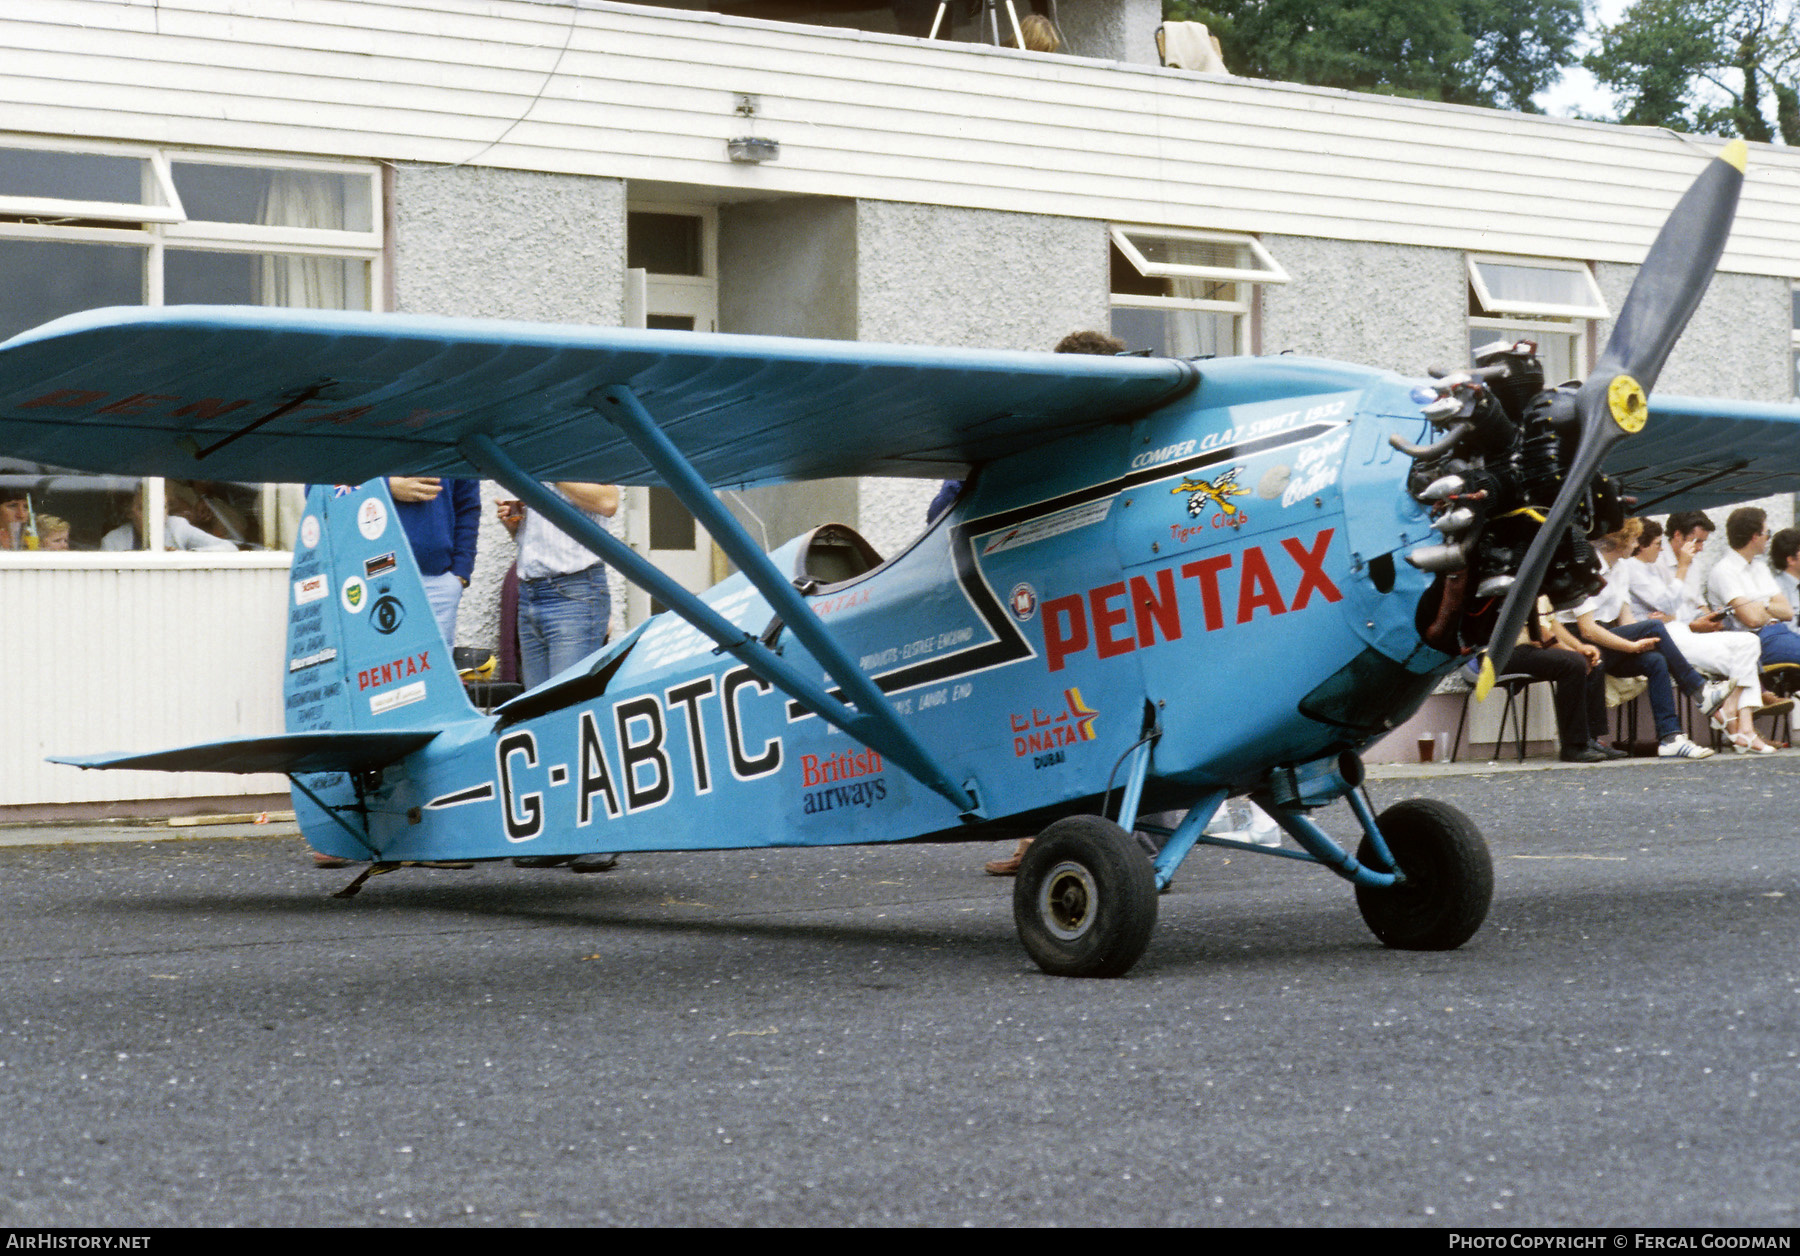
[[293, 356, 1455, 862]]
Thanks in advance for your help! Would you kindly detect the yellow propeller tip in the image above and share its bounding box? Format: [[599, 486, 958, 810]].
[[1474, 655, 1496, 702], [1721, 138, 1748, 173]]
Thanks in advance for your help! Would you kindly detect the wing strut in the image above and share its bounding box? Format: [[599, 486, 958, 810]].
[[458, 426, 981, 817]]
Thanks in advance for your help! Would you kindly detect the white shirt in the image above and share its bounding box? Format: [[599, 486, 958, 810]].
[[1619, 555, 1686, 622], [516, 485, 610, 580], [1559, 555, 1629, 626], [101, 516, 237, 552], [1705, 549, 1781, 632], [1776, 568, 1800, 612], [1654, 543, 1708, 611]]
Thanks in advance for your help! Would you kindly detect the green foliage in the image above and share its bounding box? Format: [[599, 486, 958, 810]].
[[1166, 0, 1584, 112], [1584, 0, 1800, 143]]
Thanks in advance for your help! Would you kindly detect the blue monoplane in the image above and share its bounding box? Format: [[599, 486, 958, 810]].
[[4, 141, 1794, 977]]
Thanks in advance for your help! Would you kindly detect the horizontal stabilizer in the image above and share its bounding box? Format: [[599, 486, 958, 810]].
[[51, 730, 439, 775]]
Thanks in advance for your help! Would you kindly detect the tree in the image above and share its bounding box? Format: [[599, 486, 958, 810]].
[[1166, 0, 1585, 112], [1585, 0, 1800, 143]]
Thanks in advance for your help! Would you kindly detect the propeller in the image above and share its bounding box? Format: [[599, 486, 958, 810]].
[[1473, 139, 1748, 700]]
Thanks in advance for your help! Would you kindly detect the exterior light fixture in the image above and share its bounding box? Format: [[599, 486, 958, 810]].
[[727, 137, 779, 163]]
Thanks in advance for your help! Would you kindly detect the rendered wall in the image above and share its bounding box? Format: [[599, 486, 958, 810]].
[[852, 200, 1111, 556], [1258, 235, 1471, 377], [1058, 0, 1164, 65], [717, 196, 861, 559], [719, 197, 858, 341], [390, 164, 630, 654], [1593, 265, 1796, 562]]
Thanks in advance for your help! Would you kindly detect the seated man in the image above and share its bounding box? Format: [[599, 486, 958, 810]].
[[1622, 518, 1775, 753], [1563, 520, 1728, 759], [1765, 526, 1800, 632], [1503, 599, 1621, 763], [1705, 507, 1800, 674]]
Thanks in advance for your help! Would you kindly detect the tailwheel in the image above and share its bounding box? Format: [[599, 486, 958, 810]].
[[1354, 799, 1492, 950], [1014, 815, 1157, 978]]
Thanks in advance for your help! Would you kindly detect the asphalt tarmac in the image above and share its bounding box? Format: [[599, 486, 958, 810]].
[[0, 755, 1795, 1227]]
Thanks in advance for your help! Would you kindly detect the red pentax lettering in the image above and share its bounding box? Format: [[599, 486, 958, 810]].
[[357, 651, 431, 691], [1042, 528, 1341, 672]]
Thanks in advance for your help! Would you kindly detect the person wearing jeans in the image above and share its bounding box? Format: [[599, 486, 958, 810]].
[[1565, 521, 1728, 759], [499, 482, 622, 873]]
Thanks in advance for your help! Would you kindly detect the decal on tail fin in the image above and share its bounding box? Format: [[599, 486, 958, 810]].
[[285, 481, 478, 733]]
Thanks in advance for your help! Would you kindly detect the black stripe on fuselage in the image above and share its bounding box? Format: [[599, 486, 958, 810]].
[[784, 421, 1348, 720]]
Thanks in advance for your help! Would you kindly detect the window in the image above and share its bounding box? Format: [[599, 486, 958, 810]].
[[0, 139, 382, 554], [1790, 284, 1799, 399], [1467, 255, 1607, 385], [1109, 226, 1286, 358]]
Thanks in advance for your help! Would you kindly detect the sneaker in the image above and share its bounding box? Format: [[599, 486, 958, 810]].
[[1559, 745, 1609, 763], [1697, 680, 1732, 718], [1657, 733, 1714, 759]]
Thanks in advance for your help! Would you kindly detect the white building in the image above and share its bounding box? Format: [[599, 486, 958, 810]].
[[4, 0, 1798, 815]]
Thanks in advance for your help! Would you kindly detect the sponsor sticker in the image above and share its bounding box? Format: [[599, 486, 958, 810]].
[[294, 574, 328, 606], [1171, 466, 1248, 520], [357, 497, 387, 540], [288, 647, 338, 673], [370, 680, 427, 716], [1009, 687, 1100, 757], [1280, 429, 1350, 507], [1009, 582, 1039, 622], [364, 551, 397, 578], [980, 499, 1111, 557], [341, 576, 367, 614], [371, 594, 405, 635], [299, 515, 320, 549]]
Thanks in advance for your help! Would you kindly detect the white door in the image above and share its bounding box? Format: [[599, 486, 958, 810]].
[[623, 206, 720, 627]]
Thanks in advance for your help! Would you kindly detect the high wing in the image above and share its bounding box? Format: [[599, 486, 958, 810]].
[[1603, 393, 1800, 515], [0, 306, 1198, 487]]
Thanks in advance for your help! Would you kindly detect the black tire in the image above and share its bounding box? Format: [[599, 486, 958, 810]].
[[1354, 798, 1492, 950], [1014, 815, 1158, 978]]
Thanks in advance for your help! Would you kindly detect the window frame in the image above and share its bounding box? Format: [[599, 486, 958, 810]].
[[1467, 254, 1608, 321], [1108, 224, 1286, 359], [0, 136, 384, 563], [1466, 254, 1607, 384]]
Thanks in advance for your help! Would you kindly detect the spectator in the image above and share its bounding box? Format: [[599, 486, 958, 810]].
[[1770, 527, 1800, 614], [1563, 520, 1727, 759], [1622, 519, 1772, 753], [387, 476, 480, 648], [1704, 507, 1800, 677], [0, 489, 28, 550], [500, 482, 622, 876]]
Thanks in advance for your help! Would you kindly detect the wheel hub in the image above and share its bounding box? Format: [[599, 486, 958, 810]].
[[1040, 861, 1097, 941]]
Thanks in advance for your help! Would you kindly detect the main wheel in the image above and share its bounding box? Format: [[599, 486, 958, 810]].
[[1353, 798, 1492, 950], [1013, 815, 1157, 978]]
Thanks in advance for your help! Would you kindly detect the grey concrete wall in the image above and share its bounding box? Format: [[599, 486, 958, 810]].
[[391, 164, 629, 655], [853, 201, 1110, 557], [718, 197, 861, 560], [1057, 0, 1162, 65], [1258, 235, 1471, 377], [1596, 265, 1790, 403], [1594, 264, 1795, 553], [719, 197, 857, 341]]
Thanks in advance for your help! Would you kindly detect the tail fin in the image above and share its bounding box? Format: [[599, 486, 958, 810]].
[[286, 481, 478, 733]]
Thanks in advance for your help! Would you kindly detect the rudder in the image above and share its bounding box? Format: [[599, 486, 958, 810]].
[[285, 480, 478, 733]]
